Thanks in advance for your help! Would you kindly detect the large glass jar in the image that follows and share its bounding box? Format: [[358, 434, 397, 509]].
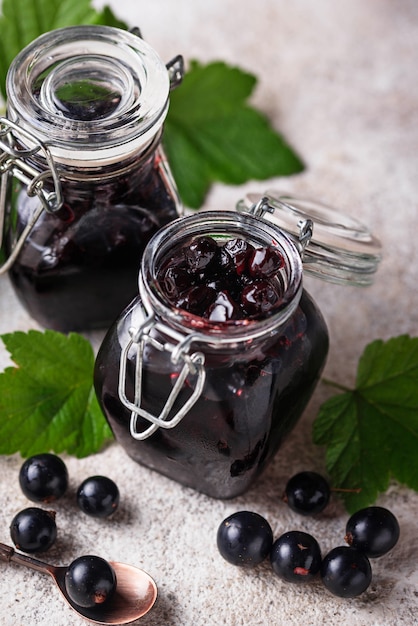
[[94, 193, 381, 499], [0, 26, 183, 331]]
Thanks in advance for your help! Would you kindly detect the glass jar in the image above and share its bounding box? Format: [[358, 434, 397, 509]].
[[94, 192, 381, 499], [0, 25, 183, 332]]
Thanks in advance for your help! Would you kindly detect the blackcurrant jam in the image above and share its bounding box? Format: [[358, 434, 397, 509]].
[[94, 205, 338, 499], [0, 26, 183, 331]]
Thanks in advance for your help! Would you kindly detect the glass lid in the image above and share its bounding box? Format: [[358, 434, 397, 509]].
[[5, 25, 171, 164], [237, 190, 382, 286]]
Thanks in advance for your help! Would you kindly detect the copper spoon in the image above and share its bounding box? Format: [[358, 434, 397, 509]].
[[0, 542, 157, 624]]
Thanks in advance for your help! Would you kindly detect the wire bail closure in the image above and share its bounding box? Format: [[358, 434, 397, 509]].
[[118, 313, 206, 440], [0, 117, 63, 274]]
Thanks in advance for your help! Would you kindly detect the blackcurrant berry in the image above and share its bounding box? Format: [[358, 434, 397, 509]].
[[161, 265, 191, 299], [77, 476, 120, 518], [283, 471, 331, 516], [248, 246, 284, 278], [208, 291, 240, 322], [176, 284, 217, 316], [345, 506, 400, 558], [217, 511, 273, 567], [184, 236, 218, 273], [320, 546, 372, 598], [10, 507, 57, 553], [270, 531, 322, 583], [65, 555, 116, 608], [222, 238, 254, 275], [241, 279, 281, 316], [19, 453, 69, 503]]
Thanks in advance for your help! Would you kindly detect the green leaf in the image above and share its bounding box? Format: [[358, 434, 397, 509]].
[[164, 60, 304, 208], [92, 5, 128, 30], [0, 0, 127, 100], [313, 335, 418, 512], [0, 330, 113, 458]]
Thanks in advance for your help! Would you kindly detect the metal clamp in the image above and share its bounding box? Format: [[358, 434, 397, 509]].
[[166, 55, 185, 90], [297, 218, 314, 256], [0, 117, 63, 274], [247, 195, 313, 256], [129, 27, 184, 91], [118, 314, 206, 440]]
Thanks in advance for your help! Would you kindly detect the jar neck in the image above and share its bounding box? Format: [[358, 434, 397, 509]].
[[53, 130, 164, 183], [139, 211, 304, 349]]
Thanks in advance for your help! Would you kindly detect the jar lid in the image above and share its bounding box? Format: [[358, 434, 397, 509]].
[[237, 190, 382, 286], [5, 26, 174, 165]]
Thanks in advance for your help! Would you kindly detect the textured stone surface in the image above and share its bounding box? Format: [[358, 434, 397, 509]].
[[1, 1, 418, 624]]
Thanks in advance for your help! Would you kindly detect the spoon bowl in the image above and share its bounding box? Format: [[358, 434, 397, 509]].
[[0, 543, 157, 624], [53, 560, 158, 624]]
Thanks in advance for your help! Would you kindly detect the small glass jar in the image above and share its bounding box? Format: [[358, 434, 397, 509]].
[[94, 192, 381, 499], [0, 25, 183, 331]]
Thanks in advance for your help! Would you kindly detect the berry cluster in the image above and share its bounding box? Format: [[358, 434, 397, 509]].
[[9, 453, 120, 610], [157, 235, 285, 321], [216, 471, 400, 598]]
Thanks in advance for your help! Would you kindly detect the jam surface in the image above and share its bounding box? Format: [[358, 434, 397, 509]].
[[7, 150, 179, 332], [157, 235, 285, 321], [95, 234, 329, 499]]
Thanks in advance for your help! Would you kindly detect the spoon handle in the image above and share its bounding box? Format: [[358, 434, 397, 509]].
[[0, 542, 56, 576]]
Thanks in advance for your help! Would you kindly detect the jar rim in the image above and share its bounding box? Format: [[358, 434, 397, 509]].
[[6, 25, 170, 164], [139, 210, 304, 346]]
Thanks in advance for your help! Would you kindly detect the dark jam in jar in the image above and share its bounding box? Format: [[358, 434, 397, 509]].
[[94, 211, 329, 499], [7, 148, 179, 332], [1, 26, 182, 331], [157, 235, 286, 321]]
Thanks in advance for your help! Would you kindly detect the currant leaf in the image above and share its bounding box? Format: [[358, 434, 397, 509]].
[[313, 335, 418, 512], [0, 0, 100, 100], [163, 60, 304, 208], [0, 330, 113, 458]]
